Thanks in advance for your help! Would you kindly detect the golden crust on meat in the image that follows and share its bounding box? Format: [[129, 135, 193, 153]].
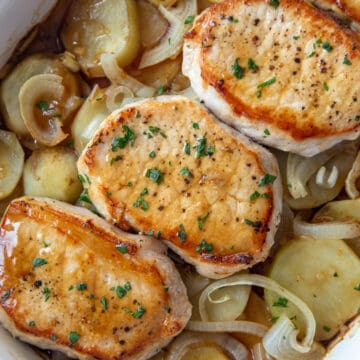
[[0, 197, 191, 360], [78, 96, 282, 278], [183, 0, 360, 156]]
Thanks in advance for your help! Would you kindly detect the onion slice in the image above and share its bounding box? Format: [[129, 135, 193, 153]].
[[346, 150, 360, 199], [263, 315, 325, 360], [101, 53, 155, 97], [139, 0, 197, 69], [294, 211, 360, 240], [167, 331, 249, 360], [187, 320, 268, 337]]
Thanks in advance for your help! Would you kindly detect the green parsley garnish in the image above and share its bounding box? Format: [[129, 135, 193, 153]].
[[111, 125, 136, 151], [125, 305, 146, 318], [184, 141, 191, 155], [110, 155, 122, 165], [42, 287, 51, 302], [263, 128, 271, 137], [33, 258, 48, 268], [116, 286, 126, 298], [79, 188, 91, 203], [28, 321, 36, 327], [292, 35, 300, 40], [269, 0, 280, 9], [232, 58, 245, 79], [145, 168, 164, 184], [1, 289, 10, 302], [100, 296, 108, 310], [271, 316, 279, 323], [333, 272, 338, 277], [197, 212, 210, 230], [157, 86, 165, 95], [354, 283, 360, 291], [323, 326, 331, 332], [124, 282, 132, 291], [105, 191, 112, 197], [133, 195, 149, 211], [69, 331, 80, 344], [322, 41, 333, 52], [164, 304, 171, 313], [135, 110, 141, 118], [343, 55, 352, 65], [250, 191, 260, 201], [192, 122, 200, 129], [258, 173, 277, 186], [127, 181, 133, 187], [50, 335, 57, 341], [272, 297, 288, 307], [177, 224, 187, 243], [195, 239, 213, 252], [36, 100, 49, 113], [258, 77, 276, 89], [184, 15, 195, 24], [248, 58, 259, 71], [323, 82, 329, 91], [149, 151, 156, 158], [76, 283, 87, 291], [193, 137, 215, 158], [180, 167, 191, 177], [116, 244, 128, 254], [78, 174, 91, 184]]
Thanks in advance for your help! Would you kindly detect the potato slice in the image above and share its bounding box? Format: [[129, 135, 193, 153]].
[[61, 0, 140, 78], [71, 86, 110, 155], [23, 147, 82, 203], [265, 238, 360, 341], [0, 130, 24, 200], [0, 53, 81, 136]]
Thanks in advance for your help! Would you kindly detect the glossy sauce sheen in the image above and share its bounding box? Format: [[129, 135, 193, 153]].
[[0, 197, 191, 360], [183, 0, 360, 156], [78, 96, 282, 279]]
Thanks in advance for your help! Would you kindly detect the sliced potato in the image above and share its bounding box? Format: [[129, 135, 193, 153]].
[[23, 147, 82, 203], [0, 53, 81, 136], [0, 130, 24, 200], [182, 345, 230, 360], [265, 238, 360, 341], [61, 0, 140, 78], [71, 86, 110, 155]]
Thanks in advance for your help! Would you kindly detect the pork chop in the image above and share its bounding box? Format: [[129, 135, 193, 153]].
[[77, 96, 282, 279], [183, 0, 360, 156], [0, 197, 191, 360]]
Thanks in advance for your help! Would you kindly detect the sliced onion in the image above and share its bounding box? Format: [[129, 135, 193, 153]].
[[104, 85, 138, 112], [294, 211, 360, 240], [197, 274, 316, 352], [100, 53, 155, 97], [175, 86, 199, 101], [199, 273, 251, 322], [187, 320, 268, 337], [167, 331, 249, 360], [346, 150, 360, 199], [0, 130, 24, 200], [252, 343, 272, 360], [315, 165, 338, 189], [263, 315, 325, 360], [139, 0, 197, 69]]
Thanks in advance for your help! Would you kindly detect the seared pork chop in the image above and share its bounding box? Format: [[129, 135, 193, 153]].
[[0, 197, 191, 360], [77, 96, 282, 279], [183, 0, 360, 156]]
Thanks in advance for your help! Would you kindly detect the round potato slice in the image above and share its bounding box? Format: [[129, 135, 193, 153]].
[[265, 238, 360, 341], [23, 147, 82, 203], [0, 130, 24, 200]]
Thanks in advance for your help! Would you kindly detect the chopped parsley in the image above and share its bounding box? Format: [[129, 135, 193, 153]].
[[141, 188, 148, 196], [79, 189, 92, 203], [323, 82, 329, 91], [323, 326, 331, 332], [193, 137, 215, 158], [180, 167, 191, 177], [116, 286, 126, 298], [164, 304, 171, 313], [258, 173, 277, 186], [269, 0, 280, 9], [127, 181, 133, 187], [272, 297, 288, 307], [69, 331, 80, 344], [248, 58, 259, 71], [105, 191, 112, 197], [36, 100, 49, 113], [1, 289, 10, 302], [50, 335, 57, 341], [33, 258, 48, 268], [343, 55, 352, 65], [184, 15, 195, 24], [354, 283, 360, 291], [78, 174, 91, 184], [76, 283, 87, 291], [322, 41, 333, 52], [110, 155, 122, 165], [333, 272, 338, 277], [258, 77, 276, 89], [292, 35, 300, 40], [135, 110, 141, 118], [145, 168, 164, 184], [250, 191, 260, 201], [124, 282, 132, 291], [125, 305, 146, 318], [263, 128, 271, 137], [100, 296, 108, 310], [116, 244, 128, 254], [271, 316, 279, 323], [157, 86, 165, 95], [177, 224, 187, 243], [184, 141, 191, 155], [355, 116, 360, 122], [149, 151, 156, 158], [28, 321, 36, 327], [197, 212, 210, 230], [111, 125, 135, 151], [192, 122, 200, 129], [232, 58, 245, 79], [42, 287, 51, 302], [195, 239, 213, 253]]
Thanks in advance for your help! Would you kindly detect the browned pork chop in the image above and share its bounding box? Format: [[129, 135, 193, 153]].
[[0, 197, 191, 360], [77, 96, 282, 279], [183, 0, 360, 156]]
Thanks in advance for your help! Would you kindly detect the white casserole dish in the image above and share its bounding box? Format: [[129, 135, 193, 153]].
[[0, 1, 358, 359]]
